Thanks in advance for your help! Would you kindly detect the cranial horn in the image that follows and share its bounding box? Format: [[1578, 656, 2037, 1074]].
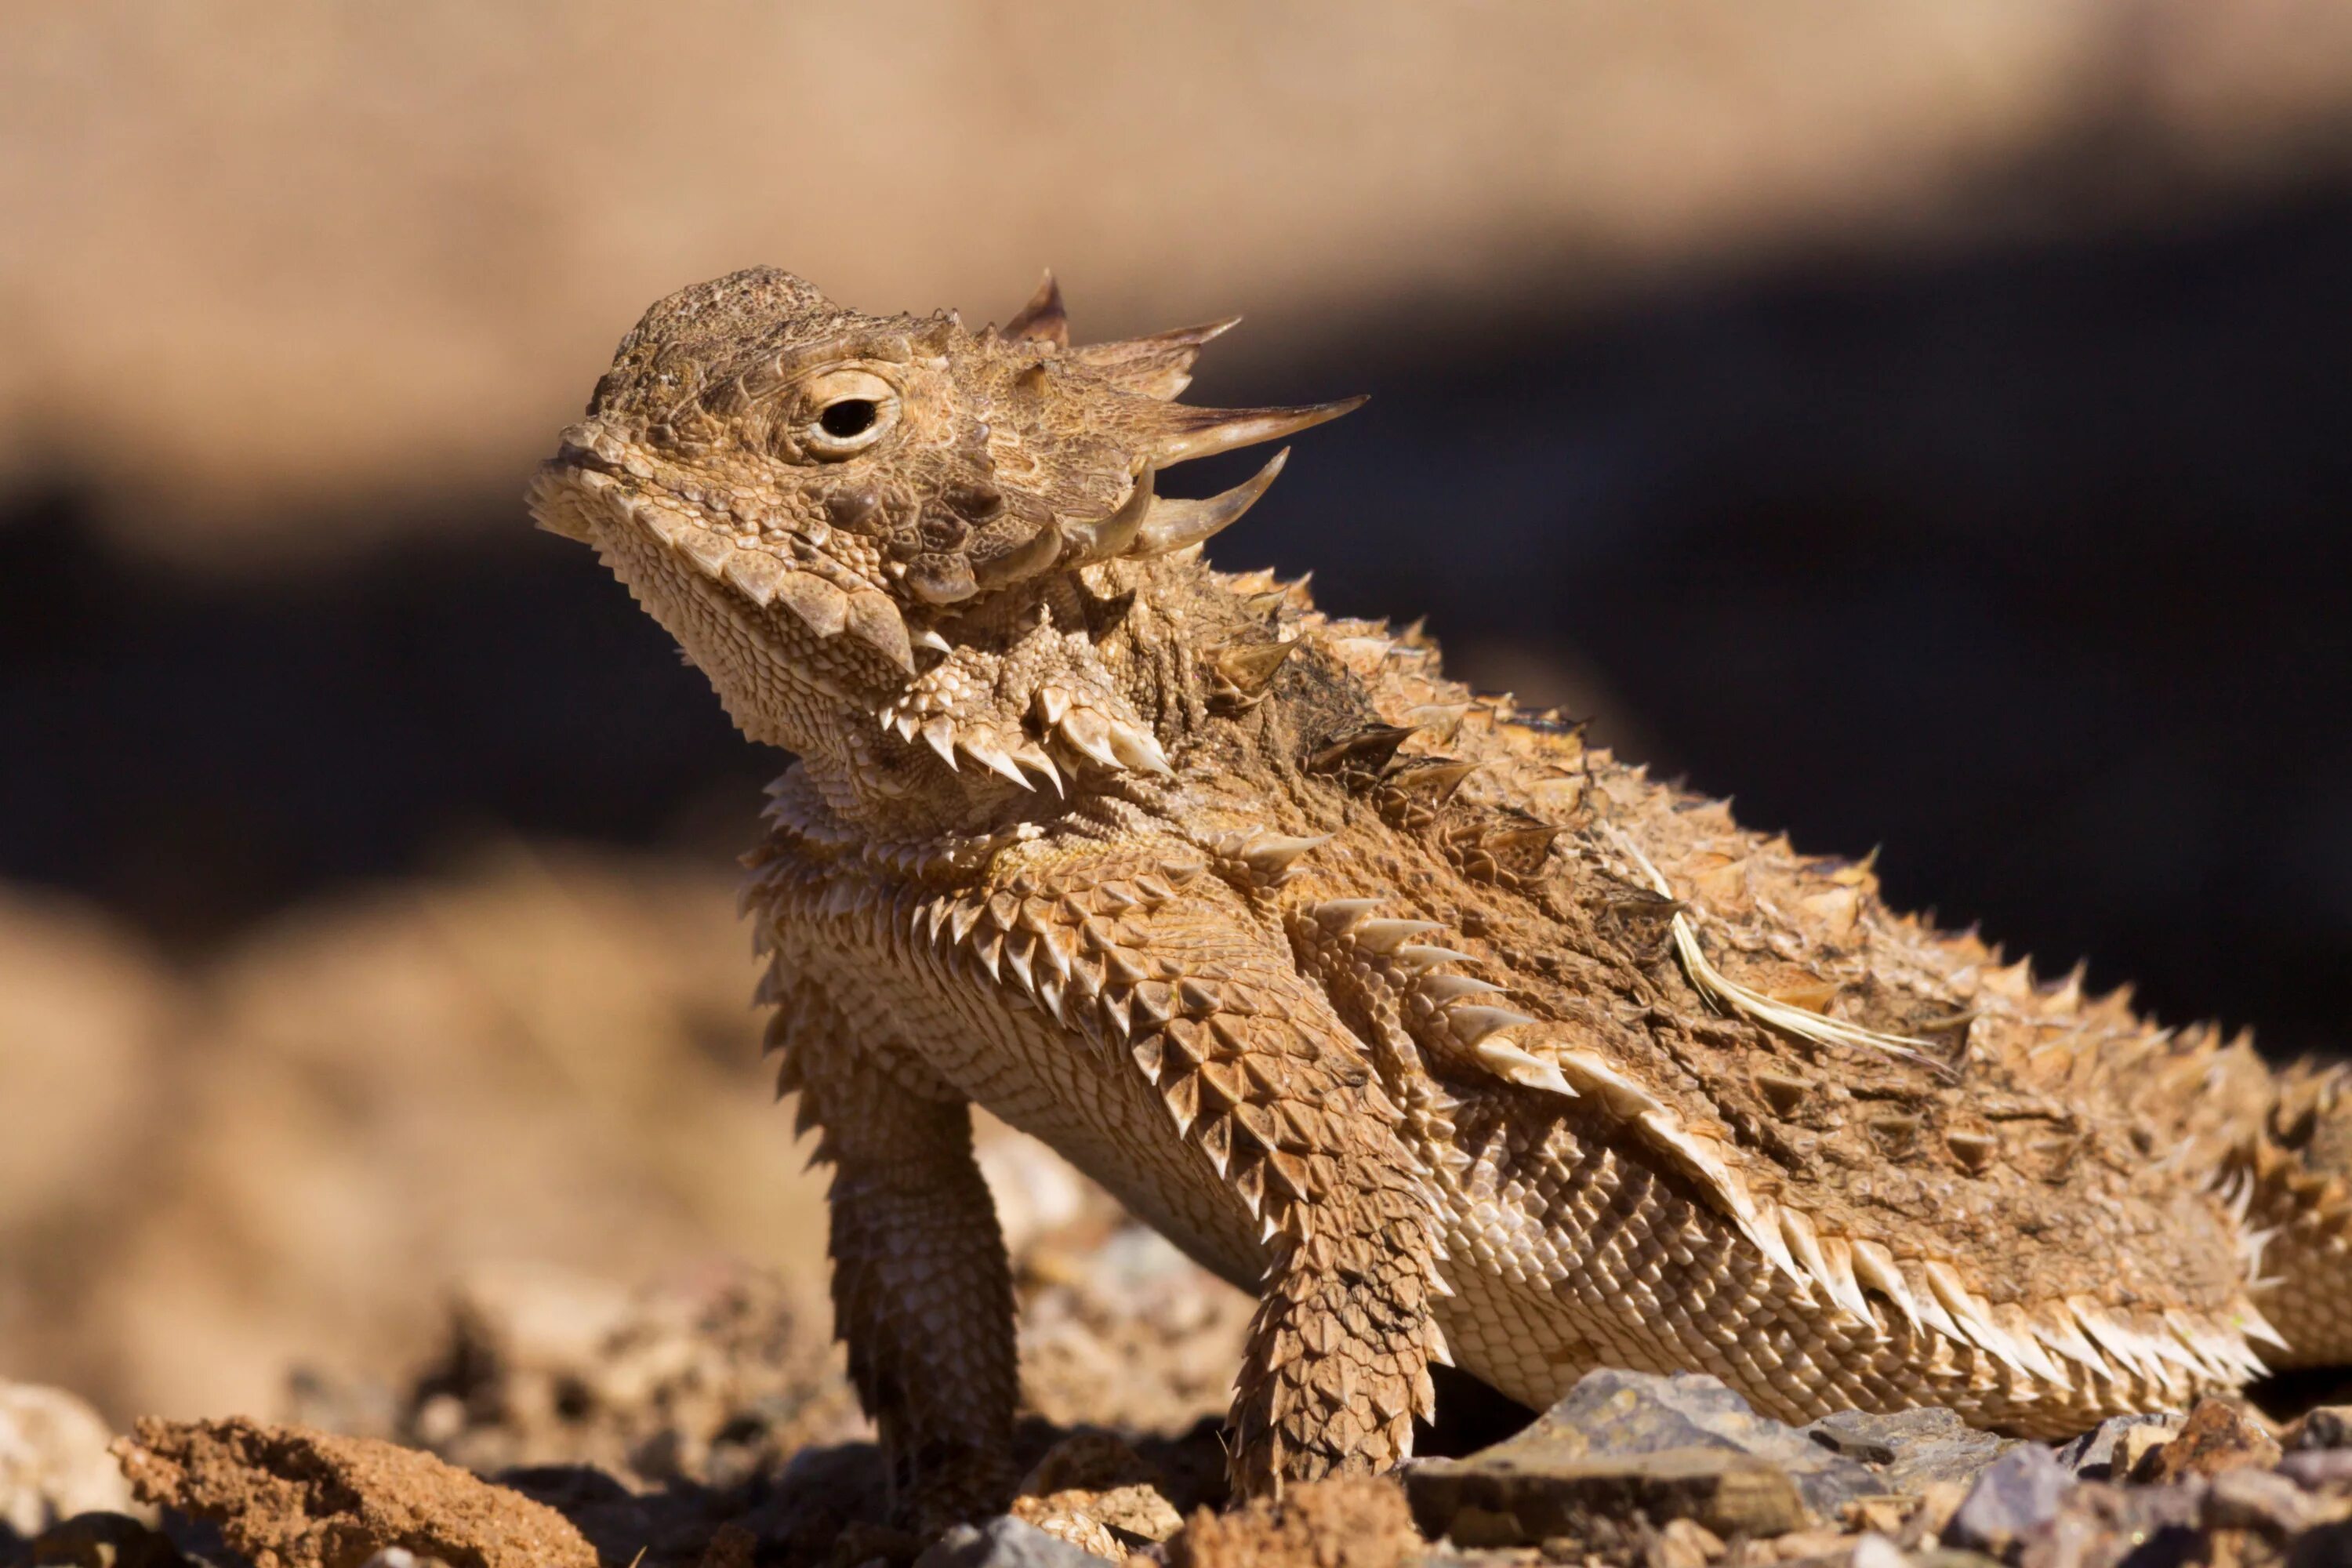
[[1130, 448, 1288, 557], [1004, 271, 1069, 349], [1068, 317, 1242, 399], [1062, 464, 1156, 563], [1147, 396, 1366, 466], [969, 514, 1066, 589]]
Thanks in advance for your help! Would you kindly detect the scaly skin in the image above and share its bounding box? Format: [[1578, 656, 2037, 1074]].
[[528, 268, 2352, 1523]]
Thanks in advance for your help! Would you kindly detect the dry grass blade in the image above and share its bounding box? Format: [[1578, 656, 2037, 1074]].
[[1602, 825, 1961, 1081]]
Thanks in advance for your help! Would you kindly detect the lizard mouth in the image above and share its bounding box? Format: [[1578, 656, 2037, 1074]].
[[527, 440, 921, 679]]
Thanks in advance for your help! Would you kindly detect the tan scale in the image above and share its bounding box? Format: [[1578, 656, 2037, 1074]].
[[529, 267, 2352, 1526]]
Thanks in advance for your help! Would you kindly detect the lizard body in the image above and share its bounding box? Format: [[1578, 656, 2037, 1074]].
[[529, 268, 2352, 1523]]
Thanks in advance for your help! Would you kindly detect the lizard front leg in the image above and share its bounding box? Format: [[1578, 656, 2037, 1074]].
[[767, 971, 1019, 1530], [960, 845, 1445, 1497]]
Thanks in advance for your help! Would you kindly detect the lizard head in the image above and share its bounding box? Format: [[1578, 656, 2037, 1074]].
[[529, 267, 1356, 808]]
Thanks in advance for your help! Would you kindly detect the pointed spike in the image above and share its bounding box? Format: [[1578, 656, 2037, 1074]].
[[1055, 710, 1123, 771], [1001, 934, 1035, 993], [1066, 316, 1242, 400], [969, 931, 1003, 982], [1849, 1240, 1922, 1331], [1354, 918, 1445, 954], [771, 1051, 804, 1101], [1243, 588, 1290, 619], [775, 572, 851, 637], [679, 526, 734, 577], [1063, 463, 1156, 563], [1308, 723, 1419, 776], [961, 739, 1033, 790], [1418, 973, 1505, 1004], [1011, 743, 1064, 795], [722, 549, 786, 605], [1131, 448, 1289, 557], [913, 626, 953, 655], [1004, 270, 1068, 348], [920, 718, 960, 769], [1208, 638, 1298, 700], [1449, 1006, 1538, 1045], [1149, 399, 1364, 466], [844, 591, 916, 673], [1473, 1038, 1577, 1097], [636, 504, 688, 546], [1237, 832, 1330, 881], [1394, 945, 1479, 972], [1388, 758, 1479, 800], [1105, 722, 1174, 777], [1311, 898, 1381, 935]]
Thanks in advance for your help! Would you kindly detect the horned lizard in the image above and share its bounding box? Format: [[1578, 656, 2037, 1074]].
[[529, 268, 2352, 1525]]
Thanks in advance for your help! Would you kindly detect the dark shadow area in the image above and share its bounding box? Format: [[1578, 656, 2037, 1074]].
[[5, 183, 2350, 1055], [0, 492, 772, 942]]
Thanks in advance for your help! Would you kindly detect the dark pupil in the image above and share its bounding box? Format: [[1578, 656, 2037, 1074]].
[[820, 399, 878, 439]]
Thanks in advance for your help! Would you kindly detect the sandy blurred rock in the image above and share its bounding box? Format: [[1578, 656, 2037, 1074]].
[[1940, 1445, 2071, 1556], [2285, 1405, 2352, 1452], [0, 1384, 137, 1540], [0, 892, 171, 1225], [399, 1259, 859, 1488], [0, 893, 176, 1386], [1799, 1407, 2011, 1496], [2130, 1397, 2279, 1483], [12, 849, 839, 1422], [1519, 1370, 1879, 1517], [1405, 1447, 1806, 1552], [1018, 1224, 1251, 1439], [2053, 1412, 2182, 1480], [915, 1515, 1107, 1568]]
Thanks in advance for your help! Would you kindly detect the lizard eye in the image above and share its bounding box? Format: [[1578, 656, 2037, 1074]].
[[799, 368, 900, 459]]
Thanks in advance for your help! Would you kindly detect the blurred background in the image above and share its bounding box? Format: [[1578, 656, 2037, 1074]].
[[4, 0, 2350, 1428]]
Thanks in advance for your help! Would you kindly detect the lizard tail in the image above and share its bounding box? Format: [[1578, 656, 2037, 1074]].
[[2232, 1058, 2352, 1367]]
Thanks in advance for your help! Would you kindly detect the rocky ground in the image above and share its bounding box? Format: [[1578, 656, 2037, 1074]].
[[5, 850, 2352, 1568], [8, 1212, 2352, 1568]]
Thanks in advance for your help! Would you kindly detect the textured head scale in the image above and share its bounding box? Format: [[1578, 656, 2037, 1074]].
[[530, 268, 1359, 760]]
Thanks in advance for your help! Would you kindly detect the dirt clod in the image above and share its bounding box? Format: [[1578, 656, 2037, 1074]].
[[1164, 1477, 1421, 1568], [111, 1416, 597, 1568]]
